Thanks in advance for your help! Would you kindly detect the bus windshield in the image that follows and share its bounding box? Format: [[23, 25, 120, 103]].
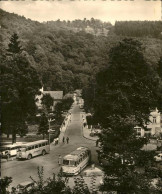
[[63, 160, 69, 165], [69, 160, 76, 166]]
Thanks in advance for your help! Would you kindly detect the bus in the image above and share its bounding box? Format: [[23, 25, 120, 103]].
[[0, 144, 22, 159], [16, 140, 50, 160], [62, 146, 91, 176]]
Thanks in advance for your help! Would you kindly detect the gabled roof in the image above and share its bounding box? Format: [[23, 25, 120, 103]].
[[43, 91, 63, 100]]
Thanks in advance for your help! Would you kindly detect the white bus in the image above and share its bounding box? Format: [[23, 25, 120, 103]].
[[62, 147, 91, 176], [0, 144, 22, 159], [16, 140, 50, 160]]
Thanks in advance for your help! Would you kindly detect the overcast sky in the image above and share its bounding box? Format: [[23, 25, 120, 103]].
[[0, 0, 161, 24]]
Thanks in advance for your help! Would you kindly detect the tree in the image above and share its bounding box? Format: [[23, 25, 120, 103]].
[[41, 93, 54, 111], [38, 113, 49, 139], [93, 39, 162, 193], [7, 33, 22, 54], [0, 176, 12, 194], [1, 34, 41, 143]]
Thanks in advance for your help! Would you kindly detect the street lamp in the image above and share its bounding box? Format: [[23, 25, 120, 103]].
[[48, 118, 55, 150]]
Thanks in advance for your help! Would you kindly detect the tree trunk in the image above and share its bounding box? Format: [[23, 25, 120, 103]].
[[12, 129, 16, 144]]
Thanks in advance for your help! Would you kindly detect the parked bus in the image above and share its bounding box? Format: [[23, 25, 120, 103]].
[[16, 140, 50, 160], [0, 144, 22, 159], [62, 146, 91, 176]]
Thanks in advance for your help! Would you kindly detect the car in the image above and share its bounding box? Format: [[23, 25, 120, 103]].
[[154, 153, 162, 162], [16, 181, 34, 193]]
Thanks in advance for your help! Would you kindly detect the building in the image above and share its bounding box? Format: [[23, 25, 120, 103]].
[[135, 108, 162, 138], [36, 87, 63, 111]]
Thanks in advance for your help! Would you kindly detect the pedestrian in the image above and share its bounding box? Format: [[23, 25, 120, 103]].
[[58, 155, 62, 166], [56, 138, 59, 145], [66, 137, 69, 144], [62, 136, 65, 143]]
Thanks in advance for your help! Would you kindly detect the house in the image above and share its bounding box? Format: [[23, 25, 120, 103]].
[[135, 108, 162, 138], [35, 87, 63, 111], [43, 91, 63, 111]]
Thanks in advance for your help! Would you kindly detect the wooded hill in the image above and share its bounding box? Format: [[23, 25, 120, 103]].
[[0, 9, 162, 93]]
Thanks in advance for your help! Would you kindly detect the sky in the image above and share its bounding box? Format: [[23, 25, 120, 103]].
[[0, 0, 161, 24]]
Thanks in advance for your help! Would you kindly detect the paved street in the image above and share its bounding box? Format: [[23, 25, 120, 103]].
[[1, 104, 98, 189]]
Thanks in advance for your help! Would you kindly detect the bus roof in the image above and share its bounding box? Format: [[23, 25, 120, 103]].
[[63, 147, 89, 161], [1, 144, 22, 148], [21, 140, 48, 147]]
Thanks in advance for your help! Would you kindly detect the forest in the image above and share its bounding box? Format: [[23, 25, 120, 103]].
[[0, 8, 162, 94]]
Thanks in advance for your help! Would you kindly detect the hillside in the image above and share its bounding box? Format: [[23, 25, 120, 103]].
[[0, 9, 162, 94]]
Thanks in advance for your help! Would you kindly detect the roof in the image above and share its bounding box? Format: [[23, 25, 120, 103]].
[[63, 147, 89, 161], [43, 91, 63, 100], [21, 140, 48, 147]]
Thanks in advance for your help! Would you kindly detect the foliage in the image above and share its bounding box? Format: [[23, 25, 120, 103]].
[[73, 176, 90, 194], [115, 21, 162, 39], [0, 177, 12, 194], [54, 97, 74, 118], [9, 167, 91, 194], [1, 9, 162, 96], [41, 93, 54, 110], [6, 33, 22, 54], [1, 34, 41, 143], [91, 38, 162, 193], [38, 113, 49, 139]]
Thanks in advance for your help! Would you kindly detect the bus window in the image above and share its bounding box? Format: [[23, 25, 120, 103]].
[[63, 160, 69, 165], [42, 143, 46, 146], [31, 146, 34, 149], [39, 144, 42, 147], [69, 160, 76, 166], [35, 145, 38, 149], [28, 147, 31, 150]]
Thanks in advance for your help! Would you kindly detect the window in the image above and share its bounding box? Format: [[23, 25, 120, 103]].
[[42, 143, 46, 146], [28, 147, 31, 150], [11, 147, 16, 150], [35, 145, 38, 149], [39, 144, 42, 147], [31, 146, 34, 149], [69, 160, 76, 166], [153, 117, 156, 123], [63, 160, 69, 165]]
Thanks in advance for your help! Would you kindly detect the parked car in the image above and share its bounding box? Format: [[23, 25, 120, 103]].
[[154, 153, 162, 162], [16, 181, 34, 193], [90, 129, 101, 137]]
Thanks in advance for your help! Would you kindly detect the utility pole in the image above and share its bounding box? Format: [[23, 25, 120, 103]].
[[48, 118, 55, 150]]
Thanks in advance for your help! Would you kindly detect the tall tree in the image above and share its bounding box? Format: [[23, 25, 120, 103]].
[[1, 34, 41, 143], [41, 93, 54, 111], [93, 39, 162, 193], [7, 33, 22, 54], [38, 113, 49, 139]]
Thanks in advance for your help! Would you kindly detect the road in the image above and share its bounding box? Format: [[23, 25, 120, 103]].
[[1, 104, 98, 188]]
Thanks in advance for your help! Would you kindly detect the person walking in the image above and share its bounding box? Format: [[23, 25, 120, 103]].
[[66, 137, 69, 144], [58, 155, 62, 166], [62, 136, 65, 143]]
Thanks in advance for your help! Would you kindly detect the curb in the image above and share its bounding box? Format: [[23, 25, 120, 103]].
[[82, 127, 97, 142]]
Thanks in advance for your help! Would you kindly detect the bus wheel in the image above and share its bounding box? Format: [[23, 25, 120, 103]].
[[27, 154, 32, 160], [42, 150, 46, 156]]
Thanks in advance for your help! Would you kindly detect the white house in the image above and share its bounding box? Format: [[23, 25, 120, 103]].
[[135, 108, 162, 138]]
